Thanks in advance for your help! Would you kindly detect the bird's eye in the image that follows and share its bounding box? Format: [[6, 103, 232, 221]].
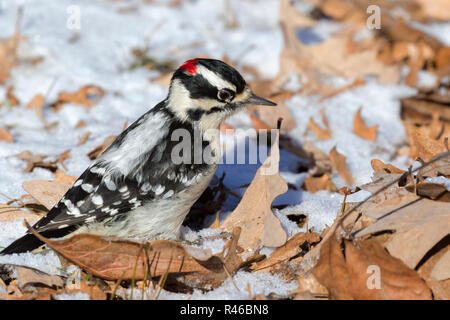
[[218, 89, 234, 102]]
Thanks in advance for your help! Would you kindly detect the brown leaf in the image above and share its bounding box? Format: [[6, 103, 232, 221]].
[[220, 122, 235, 133], [75, 120, 86, 128], [77, 131, 91, 146], [15, 151, 57, 172], [409, 127, 446, 161], [0, 128, 13, 143], [353, 108, 378, 141], [6, 86, 19, 106], [16, 267, 63, 289], [251, 232, 320, 271], [22, 180, 72, 210], [87, 135, 117, 160], [0, 203, 41, 222], [25, 223, 244, 288], [249, 112, 272, 132], [329, 146, 355, 185], [53, 170, 78, 184], [25, 94, 46, 125], [313, 236, 432, 300], [371, 159, 405, 175], [0, 34, 22, 84], [319, 78, 366, 102], [221, 129, 288, 251], [308, 116, 331, 141], [303, 174, 337, 193], [405, 182, 450, 202], [54, 85, 104, 110], [430, 249, 450, 281], [254, 93, 296, 132], [354, 190, 450, 269], [68, 281, 107, 300]]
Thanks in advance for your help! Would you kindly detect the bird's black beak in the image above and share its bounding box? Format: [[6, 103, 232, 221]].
[[246, 91, 277, 107]]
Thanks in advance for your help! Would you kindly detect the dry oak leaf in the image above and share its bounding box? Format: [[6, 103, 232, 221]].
[[249, 112, 272, 132], [0, 128, 13, 143], [430, 249, 450, 281], [87, 135, 117, 160], [221, 130, 288, 251], [26, 223, 244, 289], [308, 115, 331, 141], [409, 127, 446, 162], [16, 267, 63, 290], [53, 170, 78, 185], [54, 85, 104, 110], [251, 232, 320, 271], [329, 146, 355, 185], [303, 174, 336, 193], [313, 235, 432, 300], [25, 94, 46, 125], [353, 108, 378, 141], [6, 86, 19, 106], [22, 180, 72, 210], [371, 159, 405, 175], [405, 182, 450, 202], [354, 191, 450, 269], [0, 203, 41, 223], [254, 92, 296, 132]]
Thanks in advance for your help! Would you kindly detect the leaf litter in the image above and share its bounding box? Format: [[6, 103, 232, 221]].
[[0, 0, 449, 300]]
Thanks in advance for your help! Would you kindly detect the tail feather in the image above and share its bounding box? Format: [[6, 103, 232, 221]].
[[0, 233, 44, 255], [0, 227, 76, 255]]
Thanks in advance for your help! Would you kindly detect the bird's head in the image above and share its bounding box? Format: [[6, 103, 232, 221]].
[[166, 58, 276, 128]]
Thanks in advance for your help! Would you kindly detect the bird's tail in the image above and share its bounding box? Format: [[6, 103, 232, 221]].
[[1, 227, 75, 255], [0, 233, 44, 255]]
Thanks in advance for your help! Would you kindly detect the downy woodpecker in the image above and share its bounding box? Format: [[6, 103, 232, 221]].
[[1, 58, 276, 255]]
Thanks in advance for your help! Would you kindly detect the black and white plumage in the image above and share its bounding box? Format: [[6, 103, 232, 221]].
[[1, 58, 276, 255]]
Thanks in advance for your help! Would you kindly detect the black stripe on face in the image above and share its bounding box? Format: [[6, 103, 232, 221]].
[[173, 70, 219, 100]]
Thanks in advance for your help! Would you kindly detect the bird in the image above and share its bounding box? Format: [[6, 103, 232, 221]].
[[1, 58, 276, 255]]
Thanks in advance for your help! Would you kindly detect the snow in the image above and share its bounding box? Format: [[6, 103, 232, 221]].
[[54, 292, 90, 300], [0, 0, 443, 300]]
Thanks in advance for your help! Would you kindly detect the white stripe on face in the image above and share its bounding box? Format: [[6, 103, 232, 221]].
[[195, 65, 236, 92]]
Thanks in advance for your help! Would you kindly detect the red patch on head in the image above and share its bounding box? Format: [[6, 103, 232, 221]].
[[180, 59, 198, 75]]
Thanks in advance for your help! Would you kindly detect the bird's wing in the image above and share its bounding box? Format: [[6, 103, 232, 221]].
[[32, 108, 174, 233]]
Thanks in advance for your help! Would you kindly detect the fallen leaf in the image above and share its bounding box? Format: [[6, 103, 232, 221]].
[[25, 94, 46, 125], [319, 78, 366, 102], [220, 122, 235, 133], [53, 170, 77, 184], [308, 116, 331, 140], [6, 86, 19, 106], [0, 128, 13, 143], [0, 33, 22, 84], [26, 223, 244, 288], [405, 182, 450, 202], [75, 120, 86, 128], [15, 151, 57, 172], [296, 272, 328, 298], [16, 267, 63, 289], [354, 191, 450, 269], [303, 174, 336, 193], [371, 159, 405, 175], [329, 146, 355, 185], [251, 232, 320, 271], [54, 85, 104, 111], [430, 249, 450, 281], [77, 131, 91, 146], [67, 281, 106, 300], [221, 129, 288, 251], [409, 127, 446, 161], [249, 112, 272, 132], [353, 108, 378, 141], [0, 203, 41, 222], [313, 235, 432, 299], [22, 180, 72, 210]]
